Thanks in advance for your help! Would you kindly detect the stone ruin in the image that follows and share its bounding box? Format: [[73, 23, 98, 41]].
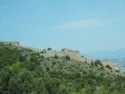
[[40, 48, 119, 71], [40, 48, 86, 62], [0, 42, 20, 49], [0, 42, 119, 71]]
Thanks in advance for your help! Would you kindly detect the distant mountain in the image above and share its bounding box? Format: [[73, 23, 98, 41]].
[[85, 48, 125, 60], [111, 58, 125, 72]]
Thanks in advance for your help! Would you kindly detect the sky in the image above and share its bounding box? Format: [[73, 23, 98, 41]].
[[0, 0, 125, 53]]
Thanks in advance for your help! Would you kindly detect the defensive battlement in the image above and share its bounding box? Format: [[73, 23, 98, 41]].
[[0, 42, 20, 46], [61, 48, 80, 53]]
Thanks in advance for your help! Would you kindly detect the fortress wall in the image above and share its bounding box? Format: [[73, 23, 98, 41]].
[[40, 48, 92, 63], [39, 48, 119, 71], [102, 60, 119, 70], [60, 48, 81, 59], [41, 50, 56, 57], [40, 48, 83, 60], [112, 66, 119, 71], [0, 42, 20, 46], [101, 61, 112, 66]]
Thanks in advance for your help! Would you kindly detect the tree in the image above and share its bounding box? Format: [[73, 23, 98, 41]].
[[105, 65, 112, 70]]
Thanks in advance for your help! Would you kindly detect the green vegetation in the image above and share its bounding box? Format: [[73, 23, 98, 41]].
[[0, 43, 125, 94]]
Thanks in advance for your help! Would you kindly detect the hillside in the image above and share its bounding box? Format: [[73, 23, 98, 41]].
[[0, 42, 125, 94]]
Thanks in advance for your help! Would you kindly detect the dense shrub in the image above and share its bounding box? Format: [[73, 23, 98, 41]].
[[65, 55, 70, 60], [0, 45, 125, 94]]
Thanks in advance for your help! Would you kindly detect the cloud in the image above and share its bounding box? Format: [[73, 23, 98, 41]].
[[56, 19, 115, 30]]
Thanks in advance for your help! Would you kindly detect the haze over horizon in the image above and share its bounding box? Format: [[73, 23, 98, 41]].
[[0, 0, 125, 53]]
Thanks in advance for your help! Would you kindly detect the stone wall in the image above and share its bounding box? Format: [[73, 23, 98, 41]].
[[40, 48, 91, 62], [0, 42, 20, 46], [40, 48, 119, 71], [0, 42, 20, 49], [102, 60, 119, 70]]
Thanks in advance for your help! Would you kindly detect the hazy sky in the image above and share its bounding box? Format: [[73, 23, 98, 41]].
[[0, 0, 125, 53]]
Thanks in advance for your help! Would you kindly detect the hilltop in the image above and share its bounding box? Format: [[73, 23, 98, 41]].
[[0, 42, 125, 94], [0, 42, 119, 72]]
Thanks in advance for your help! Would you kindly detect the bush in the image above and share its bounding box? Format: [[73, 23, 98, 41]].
[[105, 65, 112, 70], [19, 55, 26, 62], [95, 60, 103, 67], [65, 55, 70, 60]]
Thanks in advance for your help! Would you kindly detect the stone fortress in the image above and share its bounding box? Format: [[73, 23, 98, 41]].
[[41, 48, 83, 60], [0, 42, 119, 71], [41, 48, 119, 71]]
